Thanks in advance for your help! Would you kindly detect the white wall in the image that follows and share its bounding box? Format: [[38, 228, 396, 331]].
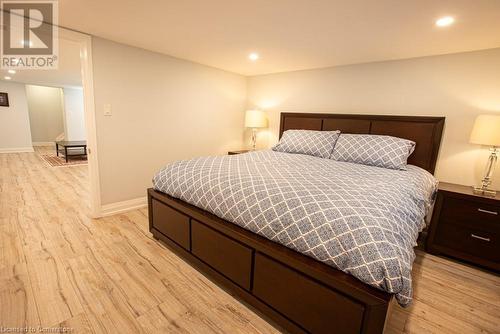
[[63, 87, 86, 141], [92, 38, 247, 205], [25, 85, 65, 143], [0, 81, 33, 152], [247, 48, 500, 189]]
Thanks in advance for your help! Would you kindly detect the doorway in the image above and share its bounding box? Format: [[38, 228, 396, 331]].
[[0, 26, 100, 217], [54, 28, 100, 217]]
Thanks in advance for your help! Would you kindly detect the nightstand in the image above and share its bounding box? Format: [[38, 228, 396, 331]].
[[427, 182, 500, 271], [228, 150, 251, 155]]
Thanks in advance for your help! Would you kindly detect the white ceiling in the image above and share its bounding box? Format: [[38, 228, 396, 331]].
[[1, 38, 82, 88], [56, 0, 500, 76]]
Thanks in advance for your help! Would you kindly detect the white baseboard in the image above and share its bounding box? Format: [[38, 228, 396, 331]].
[[100, 196, 147, 217], [0, 147, 34, 153], [32, 142, 56, 147]]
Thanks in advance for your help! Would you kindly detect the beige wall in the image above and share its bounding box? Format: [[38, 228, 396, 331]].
[[0, 81, 33, 151], [26, 85, 65, 143], [92, 38, 247, 205], [62, 87, 86, 141], [247, 48, 500, 189]]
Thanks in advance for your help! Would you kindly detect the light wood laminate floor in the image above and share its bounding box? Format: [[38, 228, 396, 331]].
[[1, 148, 499, 333]]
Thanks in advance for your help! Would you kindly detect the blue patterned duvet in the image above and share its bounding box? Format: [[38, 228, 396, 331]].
[[153, 150, 437, 306]]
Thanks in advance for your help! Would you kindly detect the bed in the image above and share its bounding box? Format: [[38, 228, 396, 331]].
[[147, 113, 445, 334]]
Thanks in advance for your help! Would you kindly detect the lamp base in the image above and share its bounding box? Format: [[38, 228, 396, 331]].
[[472, 186, 497, 197], [251, 128, 257, 151]]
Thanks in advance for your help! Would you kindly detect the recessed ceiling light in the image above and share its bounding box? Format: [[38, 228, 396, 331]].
[[248, 52, 259, 61], [436, 16, 455, 27], [7, 69, 15, 74], [4, 76, 11, 80]]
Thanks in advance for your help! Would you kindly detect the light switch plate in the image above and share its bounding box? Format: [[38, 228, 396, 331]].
[[104, 103, 112, 116]]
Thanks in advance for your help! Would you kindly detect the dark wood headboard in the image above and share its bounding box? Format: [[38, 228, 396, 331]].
[[279, 112, 445, 174]]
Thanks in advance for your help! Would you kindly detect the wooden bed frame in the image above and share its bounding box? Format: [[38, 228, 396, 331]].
[[148, 113, 445, 334]]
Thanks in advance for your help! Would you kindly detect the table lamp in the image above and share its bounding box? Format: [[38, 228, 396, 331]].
[[245, 110, 267, 150], [469, 114, 500, 196]]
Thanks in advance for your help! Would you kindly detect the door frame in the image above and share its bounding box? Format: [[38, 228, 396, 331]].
[[60, 28, 101, 217]]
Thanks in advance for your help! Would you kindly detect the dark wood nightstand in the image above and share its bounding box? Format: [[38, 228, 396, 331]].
[[427, 182, 500, 271], [228, 150, 251, 155]]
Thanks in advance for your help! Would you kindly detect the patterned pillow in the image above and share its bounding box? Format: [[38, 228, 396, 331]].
[[330, 134, 416, 170], [272, 130, 340, 158]]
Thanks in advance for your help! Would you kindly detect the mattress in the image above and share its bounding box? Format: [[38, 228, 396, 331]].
[[153, 150, 437, 306]]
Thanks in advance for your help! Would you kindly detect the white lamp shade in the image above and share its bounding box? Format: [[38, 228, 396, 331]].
[[470, 115, 500, 147], [244, 110, 267, 128]]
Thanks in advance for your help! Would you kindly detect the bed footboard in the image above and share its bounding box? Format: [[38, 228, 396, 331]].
[[148, 188, 392, 334]]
